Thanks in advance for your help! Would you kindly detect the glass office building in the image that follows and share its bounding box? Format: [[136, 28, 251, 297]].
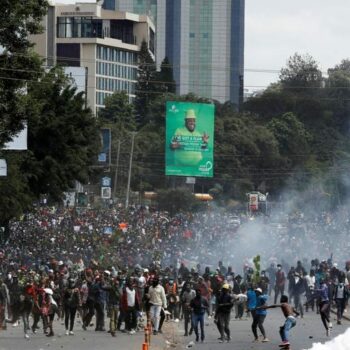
[[166, 0, 245, 106], [110, 0, 244, 106]]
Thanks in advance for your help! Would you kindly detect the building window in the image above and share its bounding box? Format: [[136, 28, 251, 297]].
[[189, 33, 195, 38], [57, 17, 102, 38]]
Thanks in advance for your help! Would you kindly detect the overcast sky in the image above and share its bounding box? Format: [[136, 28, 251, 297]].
[[56, 0, 350, 89]]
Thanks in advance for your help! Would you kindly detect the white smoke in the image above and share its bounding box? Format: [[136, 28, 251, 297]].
[[305, 329, 350, 350]]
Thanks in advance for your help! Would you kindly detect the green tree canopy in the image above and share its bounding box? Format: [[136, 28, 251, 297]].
[[0, 0, 48, 147], [280, 53, 323, 92], [134, 40, 157, 125], [156, 57, 176, 94], [22, 67, 100, 201]]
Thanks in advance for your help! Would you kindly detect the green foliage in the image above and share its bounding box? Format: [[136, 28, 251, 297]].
[[280, 53, 323, 92], [156, 57, 176, 94], [157, 188, 197, 215], [21, 67, 100, 201], [99, 91, 137, 134], [267, 112, 311, 160], [0, 0, 48, 147], [0, 154, 33, 223], [134, 40, 157, 125]]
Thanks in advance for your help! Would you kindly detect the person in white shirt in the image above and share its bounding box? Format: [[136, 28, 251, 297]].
[[148, 278, 167, 335], [123, 280, 138, 334]]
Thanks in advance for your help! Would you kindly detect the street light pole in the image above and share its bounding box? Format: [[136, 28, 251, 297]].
[[125, 132, 137, 208]]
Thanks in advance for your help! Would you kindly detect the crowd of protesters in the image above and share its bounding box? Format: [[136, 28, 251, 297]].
[[0, 204, 350, 346]]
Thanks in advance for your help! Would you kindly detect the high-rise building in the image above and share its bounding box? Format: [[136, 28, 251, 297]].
[[30, 1, 155, 113], [110, 0, 244, 106], [103, 0, 166, 68]]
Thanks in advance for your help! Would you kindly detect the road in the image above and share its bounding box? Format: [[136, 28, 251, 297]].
[[0, 316, 156, 350], [163, 309, 350, 350], [0, 309, 348, 350]]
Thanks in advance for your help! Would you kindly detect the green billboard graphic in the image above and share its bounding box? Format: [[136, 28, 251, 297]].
[[165, 101, 215, 177]]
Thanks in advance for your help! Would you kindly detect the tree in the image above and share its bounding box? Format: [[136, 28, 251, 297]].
[[98, 91, 137, 196], [267, 112, 311, 160], [134, 40, 157, 125], [156, 57, 176, 94], [0, 0, 48, 147], [99, 91, 137, 134], [22, 67, 100, 201], [0, 153, 33, 238], [157, 188, 197, 215], [279, 53, 323, 92]]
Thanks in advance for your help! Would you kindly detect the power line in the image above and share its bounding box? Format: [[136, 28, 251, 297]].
[[2, 66, 350, 91], [0, 51, 344, 75], [1, 75, 350, 102]]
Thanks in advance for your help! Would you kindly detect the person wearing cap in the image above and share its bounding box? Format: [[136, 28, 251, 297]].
[[216, 283, 234, 343], [170, 109, 209, 167], [252, 288, 269, 342]]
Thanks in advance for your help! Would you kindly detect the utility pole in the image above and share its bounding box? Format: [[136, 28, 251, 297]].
[[125, 132, 137, 208], [112, 139, 121, 199]]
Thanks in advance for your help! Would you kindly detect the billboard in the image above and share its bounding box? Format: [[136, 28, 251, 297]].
[[165, 102, 215, 177]]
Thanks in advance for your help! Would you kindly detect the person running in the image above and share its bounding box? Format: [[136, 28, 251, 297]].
[[258, 295, 299, 348], [306, 278, 332, 336], [252, 288, 269, 343]]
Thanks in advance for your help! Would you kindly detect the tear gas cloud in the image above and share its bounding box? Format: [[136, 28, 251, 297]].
[[184, 181, 350, 273], [305, 328, 350, 350]]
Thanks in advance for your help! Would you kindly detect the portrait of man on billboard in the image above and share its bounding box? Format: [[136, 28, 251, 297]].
[[170, 109, 209, 167], [165, 102, 214, 177]]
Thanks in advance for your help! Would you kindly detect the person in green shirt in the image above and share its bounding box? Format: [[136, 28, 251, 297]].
[[170, 109, 209, 167]]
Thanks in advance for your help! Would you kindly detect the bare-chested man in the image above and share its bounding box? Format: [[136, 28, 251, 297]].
[[257, 295, 299, 348]]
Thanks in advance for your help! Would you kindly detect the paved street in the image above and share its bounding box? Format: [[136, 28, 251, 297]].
[[0, 317, 161, 350], [0, 309, 349, 350], [164, 309, 350, 350]]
